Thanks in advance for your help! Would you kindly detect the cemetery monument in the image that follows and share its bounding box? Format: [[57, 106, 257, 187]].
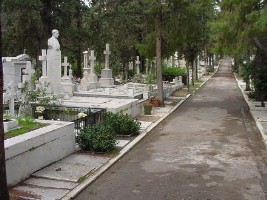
[[46, 29, 62, 94], [99, 43, 114, 87]]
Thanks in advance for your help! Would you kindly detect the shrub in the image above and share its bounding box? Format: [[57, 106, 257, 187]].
[[162, 66, 187, 77], [76, 123, 117, 152], [105, 112, 141, 136]]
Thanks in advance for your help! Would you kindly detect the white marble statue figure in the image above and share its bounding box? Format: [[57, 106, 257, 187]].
[[47, 29, 61, 94], [48, 29, 60, 50]]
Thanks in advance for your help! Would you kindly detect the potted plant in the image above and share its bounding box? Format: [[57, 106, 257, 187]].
[[35, 106, 45, 119], [143, 102, 153, 115], [150, 96, 161, 107]]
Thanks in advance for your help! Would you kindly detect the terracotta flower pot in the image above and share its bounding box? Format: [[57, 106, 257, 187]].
[[150, 99, 161, 107]]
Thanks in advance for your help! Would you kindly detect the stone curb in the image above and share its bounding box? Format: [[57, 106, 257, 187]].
[[234, 75, 267, 148], [61, 74, 214, 200]]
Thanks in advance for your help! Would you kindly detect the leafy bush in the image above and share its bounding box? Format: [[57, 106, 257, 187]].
[[105, 112, 141, 136], [162, 66, 187, 76], [76, 123, 117, 152]]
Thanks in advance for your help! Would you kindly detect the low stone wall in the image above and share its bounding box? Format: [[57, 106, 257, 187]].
[[4, 119, 18, 132], [5, 121, 75, 186]]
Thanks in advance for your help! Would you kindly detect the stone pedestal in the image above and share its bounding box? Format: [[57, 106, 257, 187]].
[[87, 74, 99, 89], [61, 77, 74, 98], [80, 69, 89, 91], [47, 49, 62, 94], [39, 76, 50, 84], [99, 69, 114, 87]]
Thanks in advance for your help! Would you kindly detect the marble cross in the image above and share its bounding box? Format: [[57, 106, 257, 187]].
[[62, 56, 69, 77], [104, 44, 111, 69], [89, 50, 96, 74], [135, 56, 141, 74], [23, 61, 35, 89], [39, 49, 47, 76]]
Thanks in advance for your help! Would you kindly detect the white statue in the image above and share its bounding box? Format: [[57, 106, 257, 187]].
[[48, 29, 60, 50], [47, 29, 61, 94]]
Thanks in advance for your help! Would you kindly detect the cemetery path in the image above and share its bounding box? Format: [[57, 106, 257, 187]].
[[75, 59, 267, 200]]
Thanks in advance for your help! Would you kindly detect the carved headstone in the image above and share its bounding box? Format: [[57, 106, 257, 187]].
[[61, 57, 74, 97], [99, 44, 114, 87], [80, 51, 90, 91], [135, 56, 140, 75], [87, 50, 99, 89]]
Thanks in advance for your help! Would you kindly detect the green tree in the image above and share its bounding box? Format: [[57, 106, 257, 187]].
[[0, 0, 10, 198], [211, 0, 267, 102]]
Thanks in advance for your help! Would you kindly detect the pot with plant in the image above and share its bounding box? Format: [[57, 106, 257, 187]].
[[143, 102, 153, 115], [35, 106, 45, 119], [150, 96, 161, 107]]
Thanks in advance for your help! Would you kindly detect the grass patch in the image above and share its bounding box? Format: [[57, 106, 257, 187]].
[[5, 117, 48, 139], [78, 175, 87, 183], [189, 80, 204, 94]]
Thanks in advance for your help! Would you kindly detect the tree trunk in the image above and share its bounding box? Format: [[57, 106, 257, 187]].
[[253, 36, 267, 105], [204, 45, 207, 75], [195, 58, 198, 81], [76, 6, 82, 78], [191, 60, 195, 86], [0, 1, 10, 198], [186, 61, 190, 91], [41, 0, 52, 47], [155, 4, 164, 106], [123, 62, 129, 81]]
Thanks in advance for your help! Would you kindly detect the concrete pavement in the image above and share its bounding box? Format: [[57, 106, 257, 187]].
[[74, 60, 267, 200]]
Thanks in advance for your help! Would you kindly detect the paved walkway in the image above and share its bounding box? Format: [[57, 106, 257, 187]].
[[74, 60, 267, 200]]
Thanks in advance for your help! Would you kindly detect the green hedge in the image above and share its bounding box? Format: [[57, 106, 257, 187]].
[[76, 123, 117, 153], [105, 112, 141, 136], [162, 66, 187, 76], [75, 112, 141, 153]]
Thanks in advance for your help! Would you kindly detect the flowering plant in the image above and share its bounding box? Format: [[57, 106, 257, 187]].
[[77, 112, 87, 118], [35, 106, 45, 114]]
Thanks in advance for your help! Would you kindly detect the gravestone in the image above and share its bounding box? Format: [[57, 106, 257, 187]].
[[146, 59, 149, 74], [6, 81, 16, 117], [173, 77, 179, 85], [39, 49, 50, 84], [129, 61, 134, 70], [87, 50, 99, 89], [135, 56, 140, 75], [22, 61, 35, 90], [62, 56, 69, 79], [99, 44, 114, 87], [80, 50, 90, 91], [61, 57, 74, 98], [2, 54, 29, 90]]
